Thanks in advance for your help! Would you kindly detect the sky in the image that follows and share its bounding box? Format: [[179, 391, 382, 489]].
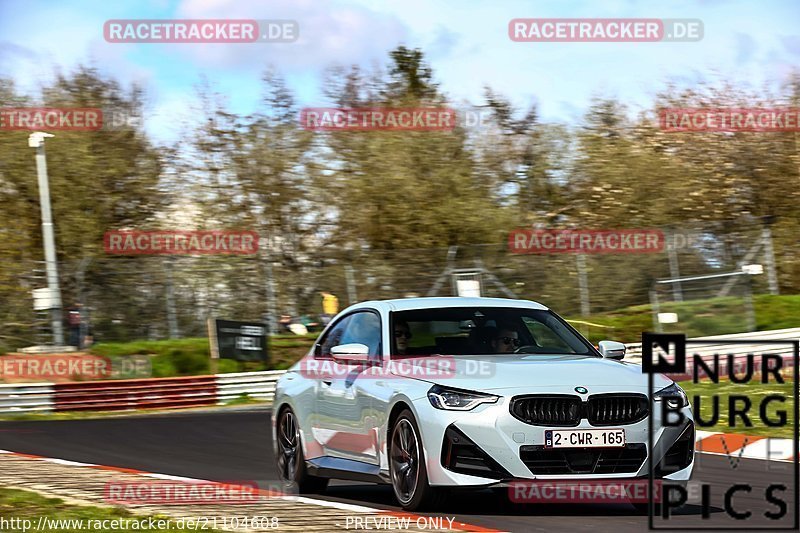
[[1, 0, 798, 143]]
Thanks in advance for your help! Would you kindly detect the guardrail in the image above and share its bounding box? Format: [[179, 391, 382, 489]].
[[0, 372, 283, 414], [216, 370, 284, 404], [53, 375, 218, 412], [0, 383, 55, 414], [625, 327, 800, 361]]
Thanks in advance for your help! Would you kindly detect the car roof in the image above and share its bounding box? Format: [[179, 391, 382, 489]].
[[344, 296, 549, 313]]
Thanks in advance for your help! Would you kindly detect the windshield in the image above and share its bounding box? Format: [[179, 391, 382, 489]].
[[390, 307, 596, 357]]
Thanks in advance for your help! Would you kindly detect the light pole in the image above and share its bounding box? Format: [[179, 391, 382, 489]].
[[29, 132, 64, 346]]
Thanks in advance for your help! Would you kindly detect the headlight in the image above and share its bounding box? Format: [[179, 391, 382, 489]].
[[654, 383, 689, 409], [427, 385, 499, 411]]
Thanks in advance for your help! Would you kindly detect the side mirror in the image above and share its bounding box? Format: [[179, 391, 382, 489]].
[[598, 340, 626, 360], [330, 343, 370, 364]]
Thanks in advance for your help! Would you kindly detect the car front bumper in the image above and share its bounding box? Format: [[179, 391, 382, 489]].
[[410, 392, 695, 487]]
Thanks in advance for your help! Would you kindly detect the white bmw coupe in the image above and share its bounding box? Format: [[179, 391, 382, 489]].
[[273, 297, 694, 510]]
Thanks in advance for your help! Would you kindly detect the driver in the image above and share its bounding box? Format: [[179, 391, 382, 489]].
[[393, 321, 412, 355], [491, 327, 520, 353]]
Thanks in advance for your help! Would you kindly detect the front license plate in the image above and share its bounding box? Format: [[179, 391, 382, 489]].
[[544, 428, 625, 448]]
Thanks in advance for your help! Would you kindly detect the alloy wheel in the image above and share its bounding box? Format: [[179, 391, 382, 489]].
[[390, 418, 420, 505], [277, 410, 299, 482]]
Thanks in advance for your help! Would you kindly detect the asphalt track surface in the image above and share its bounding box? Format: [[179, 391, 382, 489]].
[[0, 409, 796, 532]]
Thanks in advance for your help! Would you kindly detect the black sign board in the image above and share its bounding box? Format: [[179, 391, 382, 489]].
[[208, 319, 269, 363]]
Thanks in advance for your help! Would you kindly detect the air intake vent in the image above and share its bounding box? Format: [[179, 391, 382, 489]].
[[510, 394, 649, 427], [520, 444, 647, 475], [655, 423, 695, 476], [441, 425, 511, 479], [510, 395, 582, 427], [587, 394, 648, 426]]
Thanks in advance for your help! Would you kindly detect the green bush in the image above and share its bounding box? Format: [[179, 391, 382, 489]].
[[150, 356, 178, 378], [84, 334, 315, 378]]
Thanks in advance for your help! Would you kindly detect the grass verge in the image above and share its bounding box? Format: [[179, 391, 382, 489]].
[[679, 378, 796, 439]]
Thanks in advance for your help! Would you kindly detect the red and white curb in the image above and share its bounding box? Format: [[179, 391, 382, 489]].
[[0, 449, 501, 533], [695, 430, 795, 462], [0, 433, 793, 532]]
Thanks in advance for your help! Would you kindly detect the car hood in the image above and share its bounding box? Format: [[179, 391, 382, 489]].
[[389, 353, 672, 393]]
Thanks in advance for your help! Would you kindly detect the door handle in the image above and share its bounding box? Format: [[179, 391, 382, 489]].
[[322, 380, 332, 386]]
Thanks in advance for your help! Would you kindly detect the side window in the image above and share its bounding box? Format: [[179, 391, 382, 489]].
[[318, 315, 352, 358], [339, 311, 382, 357]]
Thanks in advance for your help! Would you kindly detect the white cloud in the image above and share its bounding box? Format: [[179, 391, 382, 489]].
[[172, 0, 409, 71], [1, 0, 797, 142]]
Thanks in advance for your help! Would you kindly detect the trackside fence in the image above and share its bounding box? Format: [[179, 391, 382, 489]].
[[0, 371, 282, 414], [625, 327, 799, 380]]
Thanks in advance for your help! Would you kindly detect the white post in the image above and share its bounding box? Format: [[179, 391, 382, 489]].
[[165, 257, 180, 339], [666, 230, 683, 302], [262, 238, 277, 336], [29, 132, 64, 346], [576, 254, 590, 317], [761, 225, 779, 295]]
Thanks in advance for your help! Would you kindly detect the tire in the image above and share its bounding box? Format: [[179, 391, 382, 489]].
[[276, 407, 329, 494], [389, 409, 445, 511]]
